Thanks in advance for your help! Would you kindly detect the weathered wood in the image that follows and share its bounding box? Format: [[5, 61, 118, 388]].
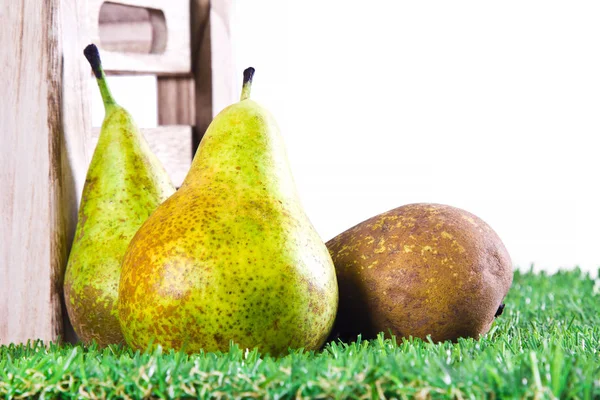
[[207, 0, 235, 116], [59, 0, 94, 344], [88, 0, 191, 75], [0, 0, 234, 346], [192, 0, 235, 150], [99, 21, 153, 54], [98, 2, 153, 53], [191, 0, 212, 151], [99, 2, 150, 23], [0, 0, 91, 345], [157, 77, 195, 126], [91, 126, 193, 187], [155, 1, 207, 152], [157, 0, 235, 155]]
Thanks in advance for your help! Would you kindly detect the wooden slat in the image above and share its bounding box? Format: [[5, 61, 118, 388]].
[[157, 77, 195, 125], [1, 0, 91, 345], [99, 2, 150, 23], [98, 3, 153, 53], [191, 0, 212, 150], [155, 0, 208, 151], [207, 0, 235, 116], [157, 0, 235, 155], [99, 21, 153, 54], [91, 125, 192, 187], [57, 0, 94, 346], [88, 0, 191, 75], [191, 0, 235, 149]]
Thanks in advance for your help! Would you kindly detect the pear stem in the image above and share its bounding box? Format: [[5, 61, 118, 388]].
[[240, 67, 255, 101], [84, 44, 117, 111]]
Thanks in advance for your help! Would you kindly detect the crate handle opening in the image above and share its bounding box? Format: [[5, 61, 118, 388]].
[[99, 2, 167, 55]]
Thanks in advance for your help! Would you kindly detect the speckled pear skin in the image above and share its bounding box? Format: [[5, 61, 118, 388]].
[[64, 44, 175, 346], [117, 80, 338, 356], [327, 203, 513, 343]]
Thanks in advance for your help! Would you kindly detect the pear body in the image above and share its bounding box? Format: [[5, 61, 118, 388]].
[[64, 105, 175, 346], [327, 203, 513, 343], [118, 99, 338, 355]]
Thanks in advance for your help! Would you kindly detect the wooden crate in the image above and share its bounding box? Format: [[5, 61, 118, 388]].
[[0, 0, 235, 345]]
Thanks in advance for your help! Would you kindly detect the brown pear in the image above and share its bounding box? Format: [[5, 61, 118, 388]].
[[327, 203, 513, 342]]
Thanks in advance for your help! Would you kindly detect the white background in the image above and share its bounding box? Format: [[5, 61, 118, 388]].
[[93, 1, 600, 276]]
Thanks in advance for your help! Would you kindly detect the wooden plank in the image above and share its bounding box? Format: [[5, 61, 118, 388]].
[[191, 0, 235, 149], [0, 0, 91, 345], [191, 0, 212, 150], [99, 21, 153, 54], [88, 0, 191, 75], [157, 77, 195, 126], [99, 2, 150, 23], [91, 126, 192, 187], [155, 0, 205, 152], [58, 0, 93, 344], [157, 0, 236, 156], [208, 0, 236, 115]]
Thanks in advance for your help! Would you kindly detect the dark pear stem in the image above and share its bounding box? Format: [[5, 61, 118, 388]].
[[83, 44, 116, 110], [240, 67, 255, 101], [83, 44, 103, 79]]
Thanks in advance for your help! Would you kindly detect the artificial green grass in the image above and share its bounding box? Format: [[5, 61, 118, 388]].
[[1, 269, 599, 399]]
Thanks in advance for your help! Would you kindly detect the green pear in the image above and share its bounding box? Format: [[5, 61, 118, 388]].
[[118, 68, 338, 355], [63, 44, 175, 346]]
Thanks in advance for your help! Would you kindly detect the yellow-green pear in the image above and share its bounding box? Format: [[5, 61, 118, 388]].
[[118, 68, 338, 355], [63, 44, 175, 346]]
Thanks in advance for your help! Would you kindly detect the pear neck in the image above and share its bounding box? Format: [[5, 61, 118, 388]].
[[97, 76, 118, 112], [240, 67, 255, 101], [240, 84, 251, 101], [84, 44, 118, 112]]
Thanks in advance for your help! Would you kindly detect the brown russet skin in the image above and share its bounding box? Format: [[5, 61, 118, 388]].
[[326, 203, 513, 343]]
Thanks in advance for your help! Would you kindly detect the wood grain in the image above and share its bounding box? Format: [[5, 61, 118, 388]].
[[191, 0, 235, 149], [56, 0, 93, 344], [91, 126, 192, 187], [0, 0, 91, 345], [99, 2, 150, 23], [154, 1, 206, 156], [191, 0, 212, 150], [207, 0, 235, 116], [157, 77, 195, 126], [88, 0, 191, 75], [98, 3, 153, 53], [157, 0, 235, 157], [99, 21, 153, 54]]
